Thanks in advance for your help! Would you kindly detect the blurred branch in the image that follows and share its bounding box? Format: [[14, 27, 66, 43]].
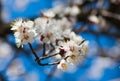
[[0, 73, 6, 81], [101, 10, 120, 21], [74, 26, 120, 38]]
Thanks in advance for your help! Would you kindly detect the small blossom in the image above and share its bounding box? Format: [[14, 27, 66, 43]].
[[88, 15, 99, 24], [35, 18, 62, 44], [57, 59, 68, 71], [64, 7, 71, 15], [70, 5, 80, 16], [11, 18, 23, 30], [11, 19, 36, 47], [82, 41, 89, 54], [64, 6, 80, 16]]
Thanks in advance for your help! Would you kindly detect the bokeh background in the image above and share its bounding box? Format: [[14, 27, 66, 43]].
[[0, 0, 120, 81]]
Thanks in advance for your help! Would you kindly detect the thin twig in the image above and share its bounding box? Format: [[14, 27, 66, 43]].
[[48, 43, 55, 53], [43, 43, 46, 56], [39, 53, 59, 60], [37, 61, 60, 66], [28, 43, 60, 66], [38, 54, 69, 66], [37, 55, 70, 66], [28, 43, 39, 59]]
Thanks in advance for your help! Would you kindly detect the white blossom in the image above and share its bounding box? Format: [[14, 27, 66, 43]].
[[88, 15, 99, 24], [11, 19, 36, 47], [35, 18, 62, 44], [70, 5, 80, 16], [55, 31, 89, 70], [57, 59, 68, 71], [64, 6, 80, 16]]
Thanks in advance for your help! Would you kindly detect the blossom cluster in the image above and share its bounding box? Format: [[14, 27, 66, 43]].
[[11, 5, 88, 71]]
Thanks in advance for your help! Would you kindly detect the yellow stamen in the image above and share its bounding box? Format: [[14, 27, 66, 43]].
[[61, 63, 67, 71]]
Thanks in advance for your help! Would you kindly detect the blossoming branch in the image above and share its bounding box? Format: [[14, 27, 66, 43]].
[[11, 5, 89, 71]]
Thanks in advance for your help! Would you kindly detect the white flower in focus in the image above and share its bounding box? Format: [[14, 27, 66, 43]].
[[11, 19, 36, 47], [57, 59, 68, 71], [35, 18, 62, 44], [11, 18, 23, 30], [55, 31, 89, 70], [43, 10, 55, 18]]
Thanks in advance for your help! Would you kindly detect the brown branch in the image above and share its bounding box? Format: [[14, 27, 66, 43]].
[[48, 43, 55, 53], [28, 43, 39, 59], [43, 43, 46, 56], [28, 43, 60, 66], [39, 53, 59, 60]]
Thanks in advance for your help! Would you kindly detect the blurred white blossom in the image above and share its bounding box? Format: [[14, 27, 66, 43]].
[[42, 10, 55, 18], [88, 57, 115, 80], [88, 15, 100, 24], [6, 58, 26, 80], [0, 42, 13, 59]]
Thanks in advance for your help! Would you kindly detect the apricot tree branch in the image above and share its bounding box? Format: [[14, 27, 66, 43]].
[[28, 43, 60, 66]]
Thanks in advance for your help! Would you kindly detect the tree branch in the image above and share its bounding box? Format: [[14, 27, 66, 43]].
[[39, 53, 59, 60], [43, 43, 46, 56], [28, 43, 39, 59], [28, 43, 60, 66]]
